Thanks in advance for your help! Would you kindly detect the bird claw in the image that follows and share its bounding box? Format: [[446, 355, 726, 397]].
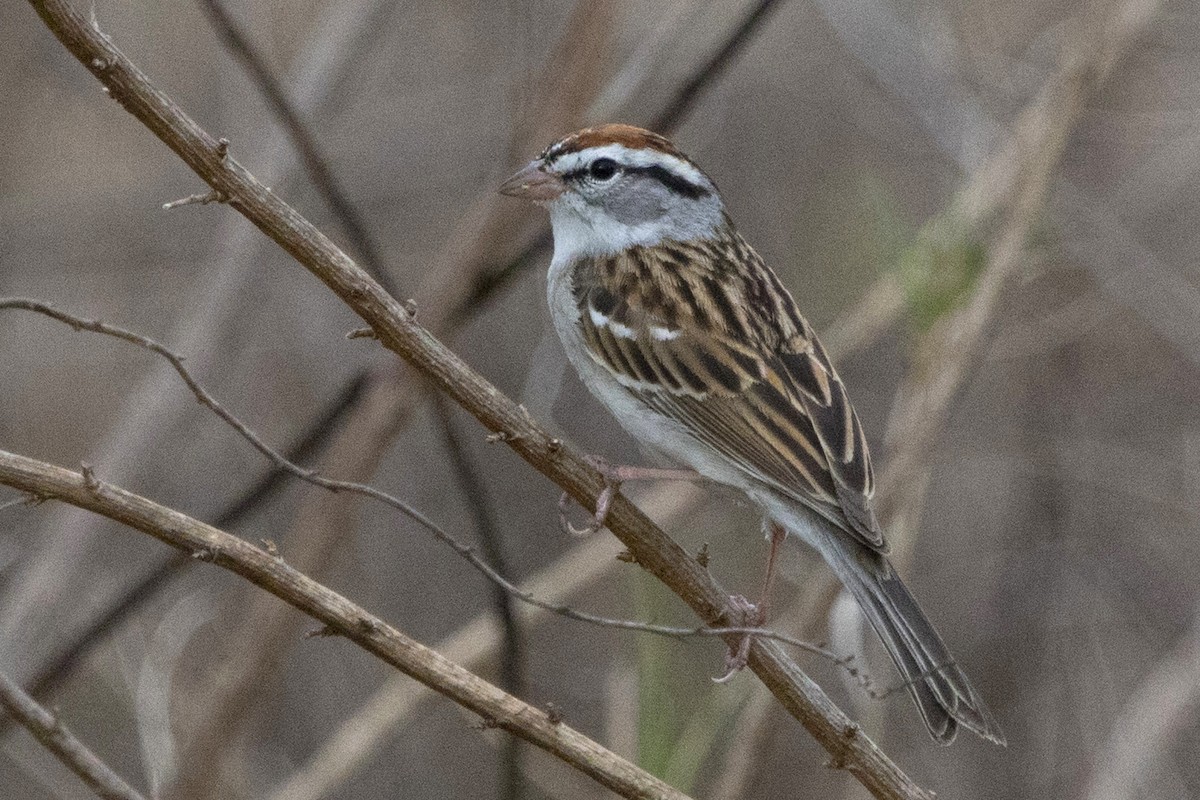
[[712, 594, 765, 683], [558, 487, 611, 536], [713, 643, 751, 683], [557, 457, 626, 536]]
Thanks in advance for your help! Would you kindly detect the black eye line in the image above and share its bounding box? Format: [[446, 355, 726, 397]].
[[560, 161, 711, 200], [626, 165, 710, 199], [562, 163, 620, 183]]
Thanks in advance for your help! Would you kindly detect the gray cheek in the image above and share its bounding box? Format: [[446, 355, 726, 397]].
[[598, 181, 670, 225]]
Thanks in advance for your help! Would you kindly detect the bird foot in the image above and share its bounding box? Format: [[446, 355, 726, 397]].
[[557, 457, 699, 537], [713, 594, 766, 683]]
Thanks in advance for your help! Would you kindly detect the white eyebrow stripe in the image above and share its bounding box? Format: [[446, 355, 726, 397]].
[[650, 326, 680, 341], [551, 144, 709, 189], [588, 307, 609, 327]]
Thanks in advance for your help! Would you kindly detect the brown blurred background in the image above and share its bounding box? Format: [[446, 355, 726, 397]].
[[2, 0, 1199, 798]]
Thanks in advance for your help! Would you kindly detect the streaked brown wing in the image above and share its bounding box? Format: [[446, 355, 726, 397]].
[[577, 276, 886, 551], [773, 343, 883, 544]]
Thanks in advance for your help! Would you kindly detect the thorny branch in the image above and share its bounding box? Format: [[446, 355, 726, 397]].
[[23, 2, 930, 796]]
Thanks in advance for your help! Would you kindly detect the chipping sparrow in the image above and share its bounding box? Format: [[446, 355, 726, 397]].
[[500, 124, 1003, 745]]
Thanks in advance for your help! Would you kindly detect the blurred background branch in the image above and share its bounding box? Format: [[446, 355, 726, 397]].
[[0, 669, 149, 800], [1086, 607, 1200, 800], [434, 397, 526, 800], [194, 0, 393, 294], [877, 0, 1165, 549]]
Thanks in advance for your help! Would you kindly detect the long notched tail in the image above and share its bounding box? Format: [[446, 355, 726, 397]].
[[825, 541, 1006, 745]]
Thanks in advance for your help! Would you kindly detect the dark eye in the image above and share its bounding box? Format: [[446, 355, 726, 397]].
[[589, 158, 618, 181]]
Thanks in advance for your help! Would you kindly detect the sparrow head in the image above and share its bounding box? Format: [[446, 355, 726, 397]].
[[500, 124, 724, 256]]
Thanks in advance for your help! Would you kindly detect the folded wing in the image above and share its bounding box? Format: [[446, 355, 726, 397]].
[[576, 274, 886, 552]]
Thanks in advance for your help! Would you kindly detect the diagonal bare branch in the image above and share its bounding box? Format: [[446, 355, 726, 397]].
[[24, 1, 931, 796]]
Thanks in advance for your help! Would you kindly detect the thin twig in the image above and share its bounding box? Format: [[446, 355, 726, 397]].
[[0, 299, 434, 528], [0, 494, 42, 514], [24, 2, 933, 794], [195, 0, 393, 294], [0, 297, 841, 663], [0, 449, 693, 800], [161, 189, 226, 209], [0, 668, 148, 800]]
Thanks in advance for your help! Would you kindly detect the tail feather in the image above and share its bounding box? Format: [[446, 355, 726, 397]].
[[825, 540, 1005, 745]]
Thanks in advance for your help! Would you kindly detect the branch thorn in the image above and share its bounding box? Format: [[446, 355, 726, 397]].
[[80, 463, 100, 491], [162, 190, 227, 210]]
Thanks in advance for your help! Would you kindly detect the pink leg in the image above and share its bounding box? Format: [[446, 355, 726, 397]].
[[757, 520, 788, 619], [714, 521, 787, 682], [558, 457, 700, 536]]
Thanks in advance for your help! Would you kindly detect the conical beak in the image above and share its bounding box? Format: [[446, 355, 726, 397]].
[[498, 160, 565, 201]]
